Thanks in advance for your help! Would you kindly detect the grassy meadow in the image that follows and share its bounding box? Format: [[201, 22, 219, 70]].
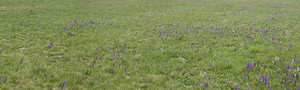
[[0, 0, 299, 89]]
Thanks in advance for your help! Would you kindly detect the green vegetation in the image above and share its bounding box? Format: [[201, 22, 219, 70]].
[[0, 0, 299, 89]]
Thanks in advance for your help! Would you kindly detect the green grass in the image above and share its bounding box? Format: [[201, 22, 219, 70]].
[[0, 0, 299, 89]]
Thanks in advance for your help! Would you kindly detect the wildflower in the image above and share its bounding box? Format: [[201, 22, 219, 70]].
[[179, 48, 182, 53], [20, 58, 24, 65], [3, 78, 7, 83], [61, 81, 65, 89], [124, 44, 127, 50], [166, 61, 168, 66], [204, 83, 209, 88]]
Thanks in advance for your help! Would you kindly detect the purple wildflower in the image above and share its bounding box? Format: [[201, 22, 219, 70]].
[[61, 81, 65, 89], [124, 44, 127, 50], [20, 57, 24, 65], [204, 83, 209, 88], [166, 61, 168, 66], [3, 78, 7, 83], [179, 48, 182, 53]]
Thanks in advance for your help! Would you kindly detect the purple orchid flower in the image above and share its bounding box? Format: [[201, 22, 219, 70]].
[[20, 58, 24, 65], [204, 83, 209, 88], [61, 81, 65, 89]]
